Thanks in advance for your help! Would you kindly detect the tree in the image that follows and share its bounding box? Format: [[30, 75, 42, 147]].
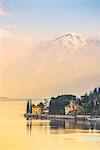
[[37, 102, 45, 108], [49, 94, 76, 115]]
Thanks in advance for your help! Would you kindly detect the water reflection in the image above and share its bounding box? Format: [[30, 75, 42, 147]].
[[26, 119, 49, 134], [26, 119, 100, 135], [50, 120, 100, 130], [26, 121, 32, 135], [50, 119, 100, 131], [1, 102, 100, 150]]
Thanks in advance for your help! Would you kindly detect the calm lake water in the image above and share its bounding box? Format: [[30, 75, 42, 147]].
[[0, 101, 100, 150]]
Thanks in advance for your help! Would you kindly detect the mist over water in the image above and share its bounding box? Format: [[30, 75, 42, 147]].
[[0, 101, 100, 150]]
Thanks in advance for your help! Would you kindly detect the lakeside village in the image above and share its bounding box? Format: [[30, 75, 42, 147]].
[[24, 87, 100, 122]]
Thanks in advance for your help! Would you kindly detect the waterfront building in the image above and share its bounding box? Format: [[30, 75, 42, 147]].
[[65, 101, 79, 115], [42, 107, 49, 114], [32, 106, 41, 115], [26, 99, 49, 116]]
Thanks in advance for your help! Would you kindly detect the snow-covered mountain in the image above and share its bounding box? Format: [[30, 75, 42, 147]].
[[53, 33, 100, 46], [37, 33, 100, 56], [51, 33, 87, 50]]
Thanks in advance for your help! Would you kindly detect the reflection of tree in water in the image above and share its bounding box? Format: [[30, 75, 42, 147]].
[[50, 119, 65, 129], [26, 120, 49, 135], [95, 123, 100, 130], [26, 119, 100, 135], [88, 122, 100, 131], [49, 119, 77, 130], [26, 121, 32, 135], [49, 119, 100, 131]]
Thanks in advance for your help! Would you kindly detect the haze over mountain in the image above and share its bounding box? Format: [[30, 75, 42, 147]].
[[0, 33, 100, 98]]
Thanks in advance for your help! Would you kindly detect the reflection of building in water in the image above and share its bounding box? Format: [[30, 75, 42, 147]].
[[50, 119, 100, 131], [26, 120, 50, 135], [65, 120, 77, 129], [88, 122, 96, 130], [50, 119, 77, 130]]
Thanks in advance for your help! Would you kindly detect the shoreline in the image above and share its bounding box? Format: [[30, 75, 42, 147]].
[[24, 113, 92, 121]]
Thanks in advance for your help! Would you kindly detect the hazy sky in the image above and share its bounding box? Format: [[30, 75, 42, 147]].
[[1, 0, 100, 37], [0, 0, 100, 98]]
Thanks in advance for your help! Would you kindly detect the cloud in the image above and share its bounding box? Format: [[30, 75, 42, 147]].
[[0, 6, 8, 16], [0, 28, 12, 39], [0, 28, 37, 71]]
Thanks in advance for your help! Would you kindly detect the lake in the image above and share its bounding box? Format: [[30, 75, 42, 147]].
[[0, 101, 100, 150]]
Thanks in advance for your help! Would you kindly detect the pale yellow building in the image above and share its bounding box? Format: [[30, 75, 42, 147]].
[[65, 101, 78, 115], [32, 106, 41, 115]]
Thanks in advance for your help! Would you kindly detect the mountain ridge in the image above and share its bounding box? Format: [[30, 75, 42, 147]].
[[38, 33, 100, 53]]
